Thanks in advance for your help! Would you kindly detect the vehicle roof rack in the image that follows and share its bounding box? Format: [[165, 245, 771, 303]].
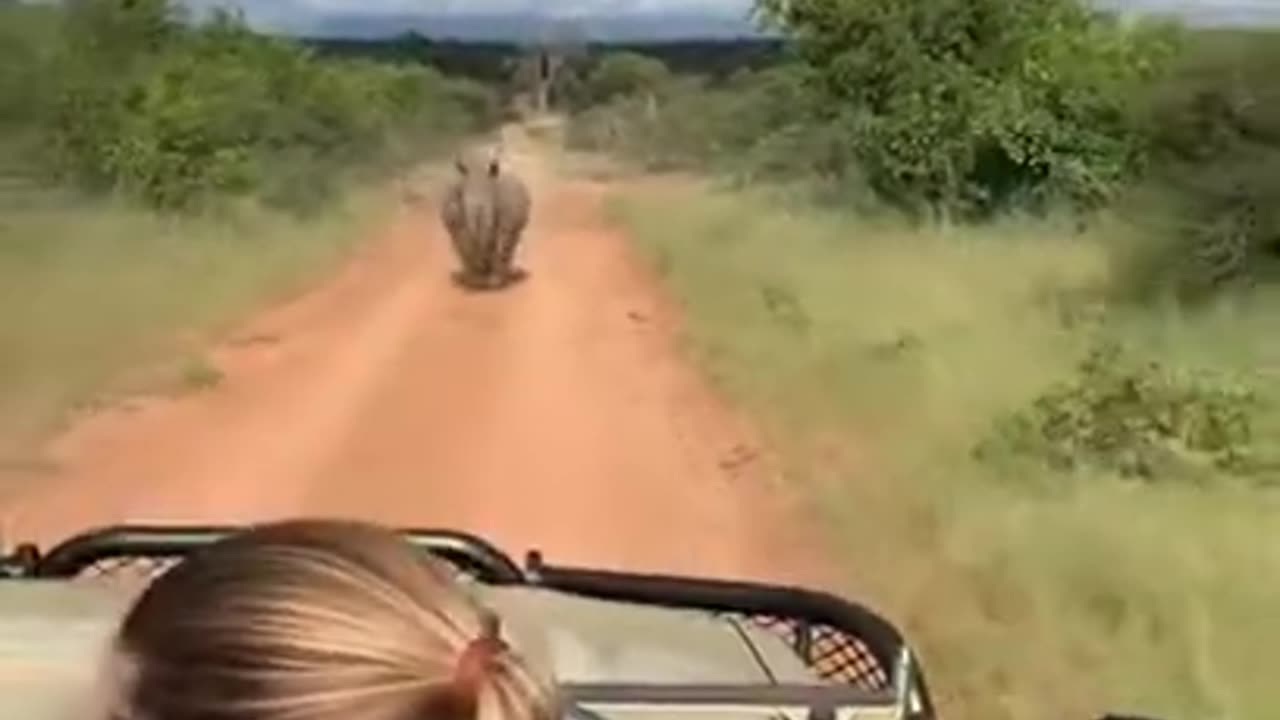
[[5, 524, 524, 583]]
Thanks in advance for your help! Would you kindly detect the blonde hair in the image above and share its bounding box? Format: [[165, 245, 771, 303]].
[[102, 519, 559, 720]]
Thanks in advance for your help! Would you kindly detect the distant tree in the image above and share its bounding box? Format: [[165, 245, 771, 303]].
[[585, 52, 671, 106], [392, 30, 430, 61], [62, 0, 181, 65], [509, 17, 588, 113], [754, 0, 1180, 216]]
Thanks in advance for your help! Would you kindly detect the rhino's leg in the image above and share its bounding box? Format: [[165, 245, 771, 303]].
[[496, 228, 523, 279], [500, 204, 531, 279], [448, 231, 470, 272], [479, 229, 497, 276], [449, 231, 472, 273], [451, 232, 487, 287], [469, 239, 493, 283], [443, 202, 485, 284], [457, 231, 490, 287], [493, 217, 527, 282]]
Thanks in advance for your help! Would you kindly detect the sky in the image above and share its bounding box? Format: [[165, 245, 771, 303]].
[[186, 0, 753, 15], [177, 0, 1280, 38], [185, 0, 1280, 13]]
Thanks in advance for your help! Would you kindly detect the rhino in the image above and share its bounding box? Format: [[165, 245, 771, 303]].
[[440, 148, 532, 289]]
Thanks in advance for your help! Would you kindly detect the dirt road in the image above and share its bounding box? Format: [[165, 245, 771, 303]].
[[0, 135, 829, 584]]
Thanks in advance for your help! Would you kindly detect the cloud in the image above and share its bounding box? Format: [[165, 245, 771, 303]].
[[188, 0, 755, 18], [179, 0, 1280, 37], [180, 0, 760, 37], [187, 0, 1280, 14]]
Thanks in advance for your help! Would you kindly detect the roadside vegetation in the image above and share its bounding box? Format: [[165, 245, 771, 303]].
[[0, 0, 496, 456], [567, 2, 1280, 718]]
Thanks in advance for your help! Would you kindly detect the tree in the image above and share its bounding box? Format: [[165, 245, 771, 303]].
[[512, 18, 589, 115], [754, 0, 1178, 216], [585, 52, 671, 106], [62, 0, 181, 66]]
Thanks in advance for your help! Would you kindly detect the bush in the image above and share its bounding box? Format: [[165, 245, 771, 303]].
[[1115, 163, 1280, 303], [571, 1, 1183, 220], [7, 0, 496, 212], [1118, 29, 1280, 299], [567, 62, 826, 177], [977, 342, 1268, 483], [583, 52, 672, 105], [753, 0, 1179, 216]]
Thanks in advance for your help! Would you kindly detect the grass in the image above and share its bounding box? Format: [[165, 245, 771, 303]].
[[0, 184, 390, 459], [609, 179, 1280, 720]]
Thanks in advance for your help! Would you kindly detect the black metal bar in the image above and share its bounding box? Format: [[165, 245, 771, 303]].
[[29, 525, 525, 584], [0, 543, 39, 578], [527, 563, 902, 675], [560, 682, 894, 709], [796, 619, 814, 663]]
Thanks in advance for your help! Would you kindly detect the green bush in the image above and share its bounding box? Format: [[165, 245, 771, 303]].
[[567, 63, 824, 177], [753, 0, 1179, 216], [583, 52, 672, 105], [5, 0, 496, 212], [571, 1, 1183, 219], [1118, 29, 1280, 299], [978, 342, 1268, 484], [568, 9, 1277, 304]]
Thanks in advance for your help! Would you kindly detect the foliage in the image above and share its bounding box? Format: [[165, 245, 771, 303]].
[[612, 181, 1280, 720], [0, 5, 57, 128], [583, 52, 672, 104], [752, 0, 1179, 216], [978, 342, 1267, 483], [3, 0, 497, 212], [565, 16, 1277, 301], [568, 61, 823, 175], [1118, 29, 1280, 299], [0, 0, 496, 443]]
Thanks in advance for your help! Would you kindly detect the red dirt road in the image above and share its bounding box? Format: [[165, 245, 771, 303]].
[[0, 144, 829, 584]]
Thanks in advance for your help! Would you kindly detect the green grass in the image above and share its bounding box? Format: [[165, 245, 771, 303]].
[[610, 180, 1280, 720], [0, 185, 388, 458]]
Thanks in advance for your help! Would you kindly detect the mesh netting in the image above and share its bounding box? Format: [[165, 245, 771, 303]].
[[742, 613, 891, 691], [66, 553, 480, 584], [69, 555, 183, 584]]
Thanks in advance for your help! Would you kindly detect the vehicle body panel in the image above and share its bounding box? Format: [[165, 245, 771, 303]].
[[0, 582, 135, 720]]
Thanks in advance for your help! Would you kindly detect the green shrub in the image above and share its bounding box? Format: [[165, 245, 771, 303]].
[[977, 342, 1267, 483], [583, 52, 672, 105], [567, 63, 827, 180], [753, 0, 1179, 216], [7, 0, 496, 212], [1118, 29, 1280, 299]]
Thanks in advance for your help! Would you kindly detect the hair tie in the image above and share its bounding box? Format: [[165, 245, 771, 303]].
[[453, 610, 506, 694]]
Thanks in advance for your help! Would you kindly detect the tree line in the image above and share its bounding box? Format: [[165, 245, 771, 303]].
[[566, 0, 1280, 302], [0, 0, 500, 213]]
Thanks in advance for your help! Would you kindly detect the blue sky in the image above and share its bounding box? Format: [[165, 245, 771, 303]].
[[178, 0, 1280, 37], [187, 0, 752, 13], [182, 0, 757, 18], [186, 0, 1280, 13]]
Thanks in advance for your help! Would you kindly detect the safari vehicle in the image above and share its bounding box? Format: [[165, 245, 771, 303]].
[[0, 525, 1166, 720], [0, 524, 935, 720]]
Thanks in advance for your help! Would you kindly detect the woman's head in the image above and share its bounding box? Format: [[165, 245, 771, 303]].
[[102, 519, 558, 720]]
